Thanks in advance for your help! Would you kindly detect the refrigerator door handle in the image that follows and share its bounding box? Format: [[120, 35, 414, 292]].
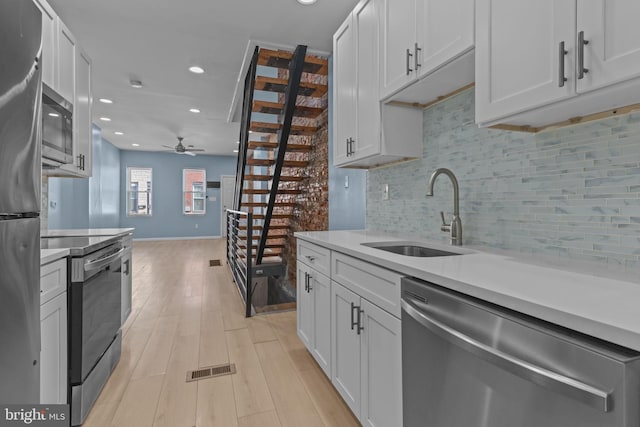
[[401, 298, 611, 412]]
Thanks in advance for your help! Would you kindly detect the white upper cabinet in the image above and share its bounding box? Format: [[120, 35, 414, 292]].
[[333, 0, 423, 168], [379, 0, 416, 97], [576, 0, 640, 94], [380, 0, 475, 103], [33, 0, 56, 89], [56, 19, 76, 104], [476, 0, 640, 128]]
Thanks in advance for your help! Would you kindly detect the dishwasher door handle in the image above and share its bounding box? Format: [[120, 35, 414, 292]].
[[84, 248, 125, 272], [401, 298, 611, 412]]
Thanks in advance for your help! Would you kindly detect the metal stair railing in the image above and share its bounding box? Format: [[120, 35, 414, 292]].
[[255, 44, 308, 264], [226, 209, 254, 317]]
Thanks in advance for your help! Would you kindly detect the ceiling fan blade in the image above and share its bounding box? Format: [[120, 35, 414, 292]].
[[162, 145, 175, 149], [184, 151, 196, 156], [186, 148, 205, 152]]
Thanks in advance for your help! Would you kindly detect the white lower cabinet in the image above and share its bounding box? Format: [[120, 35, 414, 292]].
[[40, 259, 67, 404], [297, 240, 403, 426], [296, 261, 332, 377], [331, 280, 402, 426]]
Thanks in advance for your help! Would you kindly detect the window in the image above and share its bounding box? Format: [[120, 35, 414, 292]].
[[183, 169, 206, 215], [127, 167, 152, 216]]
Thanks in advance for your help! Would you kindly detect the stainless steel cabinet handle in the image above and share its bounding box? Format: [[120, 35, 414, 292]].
[[345, 138, 350, 157], [558, 41, 568, 87], [307, 273, 313, 292], [401, 298, 611, 412], [578, 31, 589, 79], [357, 308, 364, 335], [84, 248, 125, 272], [406, 48, 413, 75], [414, 42, 421, 70], [304, 272, 308, 292]]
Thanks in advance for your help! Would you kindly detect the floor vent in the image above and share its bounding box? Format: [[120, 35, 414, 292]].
[[186, 363, 236, 382], [209, 259, 222, 267]]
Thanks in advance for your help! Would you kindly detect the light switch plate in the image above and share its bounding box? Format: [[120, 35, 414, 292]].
[[383, 184, 389, 200], [344, 175, 349, 188]]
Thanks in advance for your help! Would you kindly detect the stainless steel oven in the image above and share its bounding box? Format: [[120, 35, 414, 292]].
[[41, 83, 73, 167], [401, 277, 640, 427], [69, 241, 123, 426]]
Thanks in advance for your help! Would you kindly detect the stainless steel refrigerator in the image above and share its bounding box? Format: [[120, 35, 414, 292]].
[[0, 0, 43, 404]]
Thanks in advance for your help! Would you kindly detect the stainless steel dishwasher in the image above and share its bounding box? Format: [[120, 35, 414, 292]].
[[401, 277, 640, 427]]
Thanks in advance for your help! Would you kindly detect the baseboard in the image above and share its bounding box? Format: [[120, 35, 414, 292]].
[[133, 235, 222, 242]]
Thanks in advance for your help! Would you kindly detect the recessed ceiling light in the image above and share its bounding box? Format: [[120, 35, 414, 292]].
[[99, 98, 113, 104], [132, 143, 140, 147], [99, 117, 111, 122], [189, 66, 205, 74], [233, 149, 239, 153], [48, 112, 59, 117], [297, 0, 317, 4], [114, 131, 124, 135], [130, 79, 143, 88], [236, 141, 240, 144], [189, 108, 201, 113], [248, 130, 253, 134]]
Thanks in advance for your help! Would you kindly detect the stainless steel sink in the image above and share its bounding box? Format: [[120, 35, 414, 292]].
[[361, 242, 465, 257]]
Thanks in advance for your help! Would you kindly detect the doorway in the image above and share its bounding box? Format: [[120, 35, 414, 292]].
[[220, 175, 235, 237]]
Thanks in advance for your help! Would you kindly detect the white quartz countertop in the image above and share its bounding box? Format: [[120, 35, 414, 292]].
[[41, 248, 69, 265], [42, 228, 134, 238], [295, 230, 640, 352]]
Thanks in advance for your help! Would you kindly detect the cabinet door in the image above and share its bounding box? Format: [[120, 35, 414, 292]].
[[360, 299, 402, 427], [297, 263, 314, 350], [331, 281, 361, 418], [475, 0, 576, 125], [380, 0, 417, 98], [333, 14, 357, 166], [40, 293, 67, 404], [310, 270, 331, 377], [353, 0, 382, 161], [416, 0, 474, 77], [56, 19, 75, 104], [33, 0, 56, 89], [75, 48, 92, 176], [577, 0, 640, 93]]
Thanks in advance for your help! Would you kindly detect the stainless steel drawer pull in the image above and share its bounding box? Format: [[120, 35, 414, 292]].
[[578, 31, 589, 79], [558, 41, 568, 87], [305, 255, 316, 262], [406, 48, 413, 75], [401, 298, 611, 412]]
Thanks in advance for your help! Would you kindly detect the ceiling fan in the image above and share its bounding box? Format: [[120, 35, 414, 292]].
[[162, 136, 204, 156]]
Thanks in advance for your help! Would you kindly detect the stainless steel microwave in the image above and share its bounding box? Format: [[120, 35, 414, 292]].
[[41, 83, 73, 167]]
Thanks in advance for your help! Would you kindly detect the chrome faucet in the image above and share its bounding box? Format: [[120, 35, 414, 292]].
[[426, 168, 462, 246]]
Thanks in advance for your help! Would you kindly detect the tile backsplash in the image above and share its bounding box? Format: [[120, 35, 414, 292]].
[[367, 89, 640, 268]]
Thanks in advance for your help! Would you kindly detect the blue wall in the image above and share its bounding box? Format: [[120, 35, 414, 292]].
[[48, 125, 120, 229], [327, 55, 367, 230], [118, 151, 236, 239]]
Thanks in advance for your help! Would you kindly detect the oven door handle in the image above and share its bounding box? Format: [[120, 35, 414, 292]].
[[84, 248, 125, 272], [401, 298, 611, 412]]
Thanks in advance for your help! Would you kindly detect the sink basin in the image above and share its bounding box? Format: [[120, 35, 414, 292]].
[[362, 242, 464, 257]]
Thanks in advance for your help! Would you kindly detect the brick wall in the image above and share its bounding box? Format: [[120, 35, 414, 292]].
[[367, 88, 640, 268]]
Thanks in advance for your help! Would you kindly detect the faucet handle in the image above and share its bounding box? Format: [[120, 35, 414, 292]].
[[440, 211, 451, 232]]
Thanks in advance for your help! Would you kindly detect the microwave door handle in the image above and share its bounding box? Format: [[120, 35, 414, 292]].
[[84, 248, 125, 272], [401, 298, 611, 412]]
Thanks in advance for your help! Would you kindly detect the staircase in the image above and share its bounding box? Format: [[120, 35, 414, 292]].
[[227, 45, 328, 316]]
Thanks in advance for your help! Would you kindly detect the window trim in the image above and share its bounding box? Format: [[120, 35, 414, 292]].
[[126, 166, 153, 217]]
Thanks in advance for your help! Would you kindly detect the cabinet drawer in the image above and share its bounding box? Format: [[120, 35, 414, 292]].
[[41, 258, 67, 305], [297, 240, 331, 277], [331, 252, 402, 318]]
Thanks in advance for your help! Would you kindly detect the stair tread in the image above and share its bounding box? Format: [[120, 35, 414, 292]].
[[252, 100, 324, 119], [244, 174, 304, 182], [239, 225, 289, 230], [254, 76, 327, 98], [249, 121, 318, 135], [242, 188, 302, 194], [247, 158, 308, 168], [248, 141, 313, 152], [257, 49, 328, 75], [242, 201, 297, 207], [252, 214, 292, 219]]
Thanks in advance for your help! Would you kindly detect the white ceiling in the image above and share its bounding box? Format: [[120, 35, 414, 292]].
[[48, 0, 358, 155]]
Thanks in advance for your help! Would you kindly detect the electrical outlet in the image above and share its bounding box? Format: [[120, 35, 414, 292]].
[[344, 175, 349, 188], [383, 184, 389, 200]]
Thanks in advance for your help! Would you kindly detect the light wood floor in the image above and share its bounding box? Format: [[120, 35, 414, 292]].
[[83, 238, 359, 427]]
